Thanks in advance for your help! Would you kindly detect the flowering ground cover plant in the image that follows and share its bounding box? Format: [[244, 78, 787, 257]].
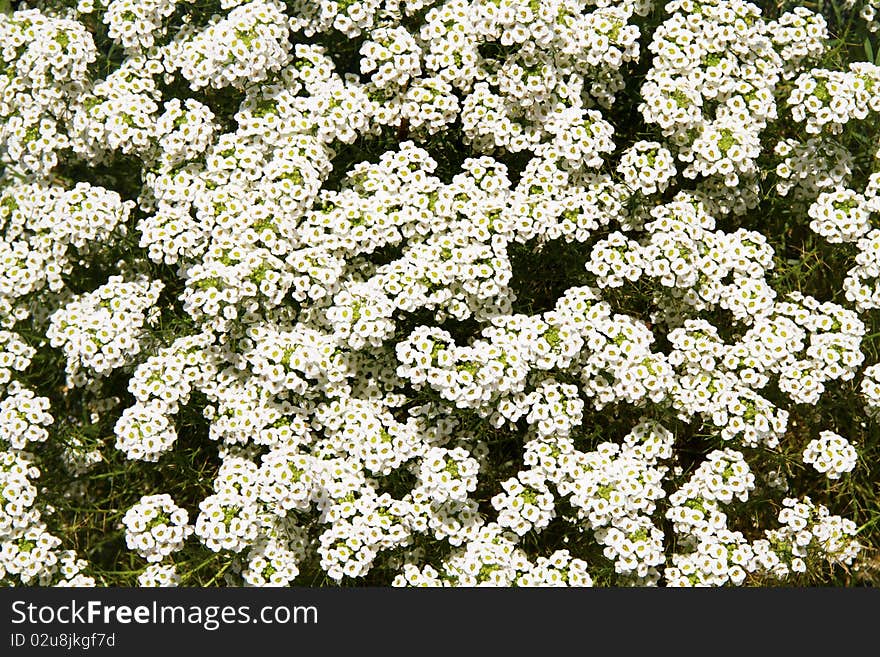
[[0, 0, 879, 587]]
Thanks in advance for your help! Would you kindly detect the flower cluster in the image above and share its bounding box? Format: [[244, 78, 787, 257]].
[[802, 431, 858, 480], [617, 141, 677, 196], [47, 275, 165, 387], [137, 563, 181, 586], [491, 470, 556, 536], [808, 188, 872, 243], [757, 497, 861, 578], [194, 491, 262, 553], [0, 383, 54, 451], [104, 0, 178, 52], [122, 494, 193, 562], [774, 137, 853, 203], [0, 449, 94, 585], [787, 63, 880, 135], [0, 10, 97, 177], [166, 0, 294, 91]]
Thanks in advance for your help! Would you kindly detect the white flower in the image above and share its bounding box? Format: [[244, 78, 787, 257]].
[[802, 431, 858, 479]]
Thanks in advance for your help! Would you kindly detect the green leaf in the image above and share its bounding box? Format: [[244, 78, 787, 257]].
[[0, 0, 10, 14], [866, 38, 874, 65]]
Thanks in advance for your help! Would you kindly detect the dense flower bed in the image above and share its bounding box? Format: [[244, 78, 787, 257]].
[[0, 0, 878, 586]]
